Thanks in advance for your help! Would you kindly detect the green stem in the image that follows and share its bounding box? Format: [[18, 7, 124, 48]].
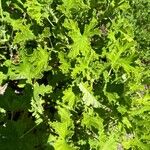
[[0, 0, 4, 20]]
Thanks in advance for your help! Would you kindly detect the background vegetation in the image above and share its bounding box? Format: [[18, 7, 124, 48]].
[[0, 0, 149, 149]]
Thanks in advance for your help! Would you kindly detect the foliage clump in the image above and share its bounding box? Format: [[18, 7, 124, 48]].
[[0, 0, 149, 149]]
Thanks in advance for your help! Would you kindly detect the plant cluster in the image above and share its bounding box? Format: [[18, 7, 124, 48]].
[[0, 0, 149, 150]]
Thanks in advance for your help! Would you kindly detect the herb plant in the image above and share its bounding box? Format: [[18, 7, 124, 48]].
[[0, 0, 149, 150]]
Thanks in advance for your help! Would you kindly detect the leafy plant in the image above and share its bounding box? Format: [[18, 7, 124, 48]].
[[0, 0, 149, 150]]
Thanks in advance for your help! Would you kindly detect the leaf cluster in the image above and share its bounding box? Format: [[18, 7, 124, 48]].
[[0, 0, 149, 150]]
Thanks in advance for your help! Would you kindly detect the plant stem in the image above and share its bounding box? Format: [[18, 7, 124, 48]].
[[0, 0, 4, 20]]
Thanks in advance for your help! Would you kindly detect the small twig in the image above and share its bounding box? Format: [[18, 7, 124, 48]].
[[19, 124, 38, 139], [47, 17, 54, 27], [108, 68, 112, 76], [11, 111, 13, 121], [0, 46, 7, 49], [49, 37, 53, 48]]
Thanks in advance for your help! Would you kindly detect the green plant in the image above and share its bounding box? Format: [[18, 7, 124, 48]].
[[0, 0, 149, 150]]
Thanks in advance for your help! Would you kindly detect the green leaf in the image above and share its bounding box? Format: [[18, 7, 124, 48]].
[[78, 83, 101, 108], [58, 0, 89, 17], [24, 0, 49, 25], [6, 46, 50, 81], [30, 82, 52, 124], [54, 139, 75, 150], [82, 108, 103, 130], [51, 107, 74, 139], [62, 87, 76, 109], [13, 25, 35, 44], [63, 17, 99, 59], [0, 72, 7, 85]]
